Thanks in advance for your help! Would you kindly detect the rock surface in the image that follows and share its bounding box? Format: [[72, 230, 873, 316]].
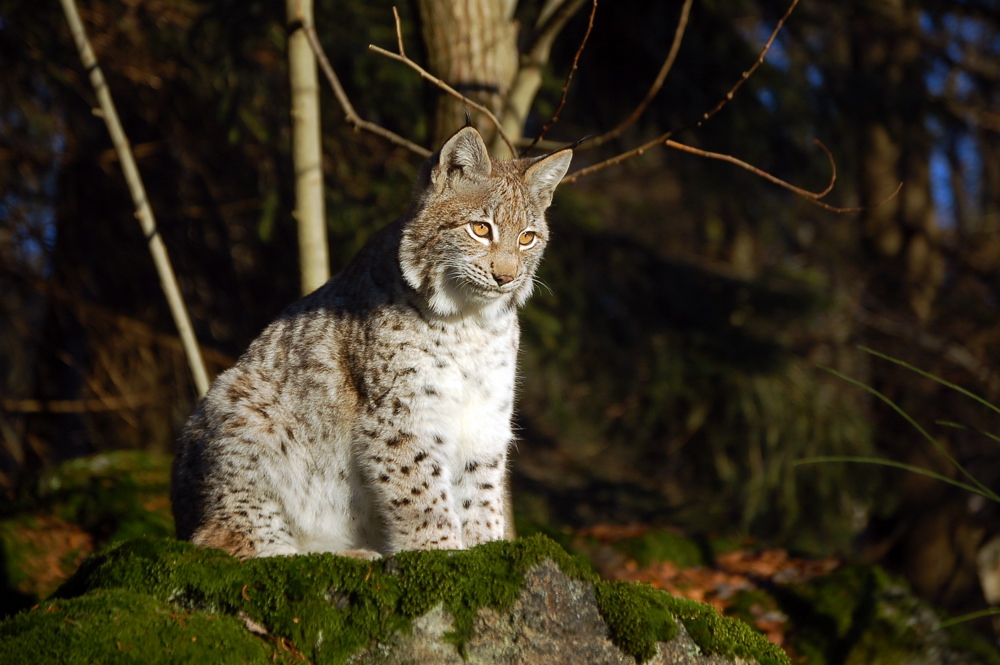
[[0, 535, 789, 664], [350, 561, 741, 664]]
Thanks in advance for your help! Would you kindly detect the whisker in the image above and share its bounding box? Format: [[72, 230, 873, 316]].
[[531, 277, 554, 296]]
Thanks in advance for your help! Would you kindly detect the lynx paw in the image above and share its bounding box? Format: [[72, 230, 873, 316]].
[[337, 548, 383, 560]]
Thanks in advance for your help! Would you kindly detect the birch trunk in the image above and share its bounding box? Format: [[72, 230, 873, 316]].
[[288, 0, 329, 294]]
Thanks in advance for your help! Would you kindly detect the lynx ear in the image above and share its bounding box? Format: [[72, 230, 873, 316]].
[[525, 149, 573, 208], [432, 126, 492, 188]]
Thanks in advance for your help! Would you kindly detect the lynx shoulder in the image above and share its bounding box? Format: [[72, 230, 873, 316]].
[[171, 127, 572, 558]]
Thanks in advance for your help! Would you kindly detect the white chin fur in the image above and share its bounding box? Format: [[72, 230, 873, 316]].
[[427, 281, 523, 320]]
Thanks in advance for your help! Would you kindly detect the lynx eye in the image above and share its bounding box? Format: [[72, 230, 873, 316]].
[[470, 222, 491, 238], [519, 231, 537, 247]]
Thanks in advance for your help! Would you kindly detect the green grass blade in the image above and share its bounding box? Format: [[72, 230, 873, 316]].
[[936, 420, 1000, 446], [795, 456, 996, 500], [859, 346, 1000, 417], [937, 608, 1000, 629], [820, 365, 998, 500]]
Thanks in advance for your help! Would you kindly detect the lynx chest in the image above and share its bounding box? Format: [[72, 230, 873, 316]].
[[407, 313, 519, 462]]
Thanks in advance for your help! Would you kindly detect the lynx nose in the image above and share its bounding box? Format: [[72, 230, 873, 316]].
[[493, 273, 515, 286]]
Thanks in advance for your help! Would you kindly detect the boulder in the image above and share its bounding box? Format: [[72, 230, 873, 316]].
[[0, 451, 174, 617], [0, 535, 789, 664]]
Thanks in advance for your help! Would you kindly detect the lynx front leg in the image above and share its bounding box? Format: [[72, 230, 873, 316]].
[[454, 451, 509, 547], [361, 428, 465, 553]]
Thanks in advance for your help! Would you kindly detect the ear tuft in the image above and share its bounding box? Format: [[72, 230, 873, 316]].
[[524, 149, 573, 208], [432, 126, 492, 187]]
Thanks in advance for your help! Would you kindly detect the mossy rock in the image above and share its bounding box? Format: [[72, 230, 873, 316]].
[[37, 451, 174, 538], [774, 565, 1000, 665], [613, 528, 709, 568], [0, 451, 174, 617], [0, 535, 789, 665]]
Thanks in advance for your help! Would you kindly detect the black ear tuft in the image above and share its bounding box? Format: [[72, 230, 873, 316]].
[[524, 149, 573, 208], [431, 126, 492, 188], [463, 109, 473, 128]]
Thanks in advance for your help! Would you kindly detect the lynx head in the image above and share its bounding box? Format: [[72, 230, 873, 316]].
[[399, 126, 573, 318]]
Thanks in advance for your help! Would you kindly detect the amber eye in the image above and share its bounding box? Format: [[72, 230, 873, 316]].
[[519, 231, 536, 247], [471, 222, 491, 238]]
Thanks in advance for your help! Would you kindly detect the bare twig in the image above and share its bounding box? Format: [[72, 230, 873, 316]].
[[302, 22, 431, 157], [562, 131, 674, 183], [524, 0, 598, 154], [666, 138, 838, 201], [563, 0, 799, 183], [587, 0, 694, 149], [1, 395, 158, 414], [664, 139, 902, 213], [681, 0, 800, 134], [58, 0, 210, 397], [369, 7, 518, 157]]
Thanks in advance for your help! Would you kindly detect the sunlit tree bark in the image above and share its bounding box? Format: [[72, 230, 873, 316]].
[[288, 0, 329, 294], [416, 0, 519, 151]]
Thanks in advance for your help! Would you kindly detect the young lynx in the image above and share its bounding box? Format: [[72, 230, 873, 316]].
[[171, 126, 572, 559]]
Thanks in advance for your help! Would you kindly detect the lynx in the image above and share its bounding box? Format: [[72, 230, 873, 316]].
[[171, 126, 573, 559]]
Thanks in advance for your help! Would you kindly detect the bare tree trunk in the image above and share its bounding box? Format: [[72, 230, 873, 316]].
[[417, 0, 519, 152], [501, 0, 588, 149], [288, 0, 329, 294], [853, 1, 943, 322]]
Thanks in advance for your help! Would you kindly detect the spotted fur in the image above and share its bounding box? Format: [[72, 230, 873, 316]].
[[171, 127, 572, 558]]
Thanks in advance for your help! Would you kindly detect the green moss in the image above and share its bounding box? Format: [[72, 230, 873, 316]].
[[725, 587, 781, 627], [594, 580, 679, 662], [37, 451, 175, 542], [2, 534, 791, 664], [391, 535, 595, 648], [666, 594, 789, 665], [0, 452, 176, 617], [0, 588, 281, 663], [10, 535, 599, 664], [943, 623, 1000, 665], [776, 564, 1000, 665], [616, 528, 706, 568], [593, 579, 790, 665]]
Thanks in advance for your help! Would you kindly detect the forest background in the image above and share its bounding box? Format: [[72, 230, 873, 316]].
[[2, 0, 1000, 637]]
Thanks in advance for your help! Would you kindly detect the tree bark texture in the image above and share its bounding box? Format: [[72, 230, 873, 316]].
[[417, 0, 519, 152], [852, 0, 943, 321], [287, 0, 330, 295]]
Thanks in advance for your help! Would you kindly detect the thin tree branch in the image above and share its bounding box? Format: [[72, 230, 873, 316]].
[[523, 0, 597, 154], [1, 394, 159, 414], [369, 8, 518, 157], [664, 139, 902, 213], [683, 0, 800, 134], [58, 0, 211, 397], [302, 21, 431, 157], [665, 138, 838, 201], [587, 0, 694, 149], [562, 129, 676, 183], [567, 0, 800, 182]]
